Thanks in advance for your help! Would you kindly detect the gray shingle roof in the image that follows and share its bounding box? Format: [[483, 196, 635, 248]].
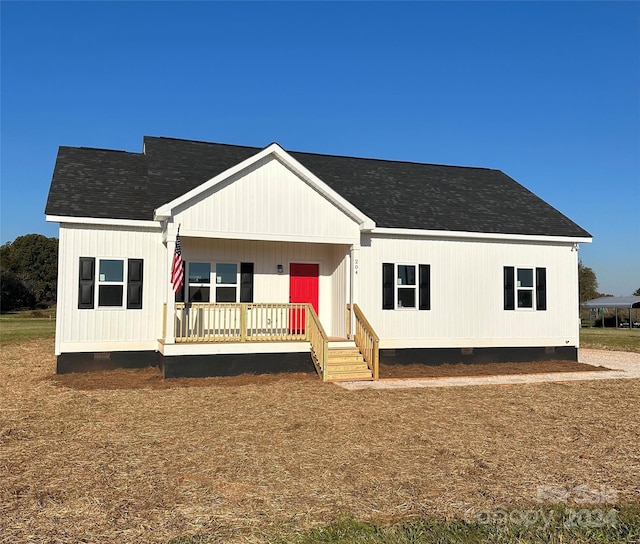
[[45, 136, 591, 238], [45, 147, 150, 220]]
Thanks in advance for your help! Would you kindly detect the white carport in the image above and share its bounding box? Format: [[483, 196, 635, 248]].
[[582, 296, 640, 328]]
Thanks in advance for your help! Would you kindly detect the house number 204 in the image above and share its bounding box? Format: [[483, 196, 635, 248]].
[[354, 259, 359, 275]]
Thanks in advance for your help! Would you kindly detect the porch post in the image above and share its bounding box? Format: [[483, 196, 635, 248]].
[[349, 244, 360, 338], [165, 236, 176, 344]]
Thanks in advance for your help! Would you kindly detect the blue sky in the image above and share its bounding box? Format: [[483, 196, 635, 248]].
[[1, 1, 638, 295]]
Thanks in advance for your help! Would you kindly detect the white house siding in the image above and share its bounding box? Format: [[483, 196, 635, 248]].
[[178, 237, 350, 337], [172, 155, 361, 244], [330, 245, 350, 338], [357, 234, 580, 349], [55, 224, 165, 355]]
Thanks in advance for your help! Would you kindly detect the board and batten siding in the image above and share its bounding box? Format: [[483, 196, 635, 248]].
[[330, 245, 350, 338], [357, 234, 580, 349], [55, 224, 165, 355], [178, 237, 351, 337], [172, 155, 360, 244]]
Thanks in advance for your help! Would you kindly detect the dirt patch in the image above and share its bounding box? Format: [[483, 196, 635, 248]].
[[380, 360, 610, 379], [49, 366, 316, 391], [48, 359, 610, 392]]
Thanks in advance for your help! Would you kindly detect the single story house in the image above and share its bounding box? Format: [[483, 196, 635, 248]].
[[45, 136, 592, 380]]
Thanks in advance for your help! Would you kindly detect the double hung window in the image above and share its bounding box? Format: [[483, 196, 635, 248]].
[[78, 257, 143, 309], [98, 259, 124, 307], [396, 265, 417, 308], [215, 263, 238, 302], [181, 262, 252, 303], [504, 266, 547, 311], [188, 262, 211, 302], [382, 263, 430, 310]]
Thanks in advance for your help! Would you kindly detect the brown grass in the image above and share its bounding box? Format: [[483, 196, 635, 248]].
[[1, 338, 639, 543]]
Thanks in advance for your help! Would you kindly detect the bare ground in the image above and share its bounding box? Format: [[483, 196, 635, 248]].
[[379, 359, 609, 379], [1, 338, 639, 543]]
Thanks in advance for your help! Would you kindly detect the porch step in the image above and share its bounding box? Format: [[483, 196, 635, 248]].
[[326, 370, 374, 381], [329, 350, 362, 364], [324, 345, 373, 382]]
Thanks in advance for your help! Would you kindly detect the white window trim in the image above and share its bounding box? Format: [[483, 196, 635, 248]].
[[186, 261, 241, 303], [395, 263, 418, 310], [187, 262, 212, 303], [214, 262, 240, 303], [515, 266, 536, 311], [97, 258, 126, 309]]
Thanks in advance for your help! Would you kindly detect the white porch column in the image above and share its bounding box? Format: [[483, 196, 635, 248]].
[[349, 244, 360, 338], [164, 235, 176, 344]]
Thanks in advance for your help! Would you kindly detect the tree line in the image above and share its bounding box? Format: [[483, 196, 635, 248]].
[[1, 234, 58, 312]]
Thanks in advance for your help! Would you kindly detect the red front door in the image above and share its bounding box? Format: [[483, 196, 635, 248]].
[[289, 263, 319, 333]]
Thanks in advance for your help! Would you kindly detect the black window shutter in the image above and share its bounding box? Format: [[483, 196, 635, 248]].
[[240, 262, 254, 303], [504, 266, 515, 310], [382, 263, 394, 310], [127, 259, 144, 309], [78, 257, 95, 309], [175, 262, 186, 303], [419, 264, 431, 310], [536, 267, 547, 311]]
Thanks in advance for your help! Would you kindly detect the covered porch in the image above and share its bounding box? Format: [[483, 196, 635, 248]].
[[152, 142, 379, 380], [161, 301, 379, 382]]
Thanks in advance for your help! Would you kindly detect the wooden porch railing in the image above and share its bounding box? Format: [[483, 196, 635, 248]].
[[174, 302, 329, 379], [174, 302, 308, 343], [351, 303, 380, 380], [306, 304, 329, 381]]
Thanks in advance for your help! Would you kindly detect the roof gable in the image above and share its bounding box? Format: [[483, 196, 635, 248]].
[[154, 142, 374, 229], [168, 152, 363, 243]]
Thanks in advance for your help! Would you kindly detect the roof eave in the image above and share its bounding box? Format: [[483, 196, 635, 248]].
[[46, 215, 160, 228]]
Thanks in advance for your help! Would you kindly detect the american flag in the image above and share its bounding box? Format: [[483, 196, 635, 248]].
[[171, 229, 184, 293]]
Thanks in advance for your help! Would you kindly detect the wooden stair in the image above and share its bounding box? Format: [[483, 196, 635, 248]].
[[324, 344, 374, 382]]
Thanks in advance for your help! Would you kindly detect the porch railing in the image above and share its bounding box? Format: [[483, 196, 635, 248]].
[[306, 304, 328, 381], [174, 302, 309, 343], [351, 303, 380, 380]]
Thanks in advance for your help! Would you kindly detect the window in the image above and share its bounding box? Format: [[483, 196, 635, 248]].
[[188, 262, 211, 302], [183, 262, 252, 303], [215, 263, 237, 302], [517, 268, 534, 308], [383, 263, 430, 310], [397, 265, 416, 308], [98, 259, 124, 307], [78, 257, 144, 310], [504, 266, 546, 311]]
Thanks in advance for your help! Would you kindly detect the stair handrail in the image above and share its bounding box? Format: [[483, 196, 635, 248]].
[[352, 304, 379, 380], [306, 304, 329, 381]]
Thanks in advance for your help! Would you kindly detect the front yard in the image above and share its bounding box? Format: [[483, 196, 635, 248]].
[[1, 336, 639, 542]]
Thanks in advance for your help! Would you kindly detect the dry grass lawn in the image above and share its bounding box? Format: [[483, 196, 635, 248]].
[[1, 338, 639, 543]]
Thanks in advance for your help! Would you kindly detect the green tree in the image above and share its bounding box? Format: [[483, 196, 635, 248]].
[[0, 268, 36, 311], [633, 287, 640, 296], [0, 234, 58, 310], [578, 260, 599, 304]]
